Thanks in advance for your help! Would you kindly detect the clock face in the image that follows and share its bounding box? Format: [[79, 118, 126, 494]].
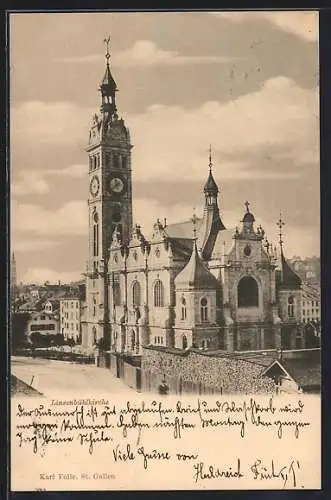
[[90, 175, 100, 196], [110, 177, 124, 194]]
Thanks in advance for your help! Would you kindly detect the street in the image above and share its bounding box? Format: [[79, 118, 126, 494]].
[[11, 356, 136, 397]]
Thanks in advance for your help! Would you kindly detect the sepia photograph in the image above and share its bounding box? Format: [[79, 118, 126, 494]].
[[9, 10, 321, 491]]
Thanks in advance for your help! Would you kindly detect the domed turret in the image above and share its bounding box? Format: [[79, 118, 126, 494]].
[[242, 201, 255, 233], [175, 239, 218, 291]]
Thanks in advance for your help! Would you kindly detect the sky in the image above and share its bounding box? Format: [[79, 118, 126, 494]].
[[10, 10, 320, 285]]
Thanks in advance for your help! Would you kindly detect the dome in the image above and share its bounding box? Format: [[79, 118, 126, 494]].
[[243, 211, 255, 223]]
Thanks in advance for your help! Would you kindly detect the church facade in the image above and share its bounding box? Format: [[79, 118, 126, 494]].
[[81, 42, 303, 355]]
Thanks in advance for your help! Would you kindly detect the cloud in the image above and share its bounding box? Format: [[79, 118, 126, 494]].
[[11, 200, 87, 236], [255, 215, 320, 259], [11, 101, 91, 147], [12, 76, 318, 190], [22, 268, 82, 285], [12, 171, 50, 195], [210, 11, 318, 42], [13, 239, 61, 252], [133, 198, 201, 237], [128, 76, 319, 183], [57, 40, 238, 67], [12, 164, 86, 196], [133, 197, 319, 257]]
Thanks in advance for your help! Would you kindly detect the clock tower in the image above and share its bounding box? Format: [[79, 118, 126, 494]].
[[82, 37, 133, 347]]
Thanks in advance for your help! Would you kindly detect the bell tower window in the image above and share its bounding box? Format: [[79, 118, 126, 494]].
[[200, 297, 208, 322], [238, 276, 259, 307], [181, 297, 187, 320], [93, 212, 99, 257], [182, 336, 188, 349], [288, 296, 294, 317], [122, 155, 127, 169]]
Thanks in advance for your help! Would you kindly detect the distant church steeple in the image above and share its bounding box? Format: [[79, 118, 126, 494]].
[[198, 147, 226, 261], [203, 145, 219, 206]]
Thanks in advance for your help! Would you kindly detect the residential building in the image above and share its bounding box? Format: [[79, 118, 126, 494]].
[[60, 297, 81, 341]]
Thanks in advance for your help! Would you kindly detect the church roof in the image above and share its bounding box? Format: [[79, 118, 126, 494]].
[[165, 219, 202, 239], [210, 228, 235, 260], [278, 253, 302, 289], [175, 240, 218, 290]]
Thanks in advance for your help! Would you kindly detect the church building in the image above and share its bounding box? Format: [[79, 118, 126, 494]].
[[81, 40, 304, 356]]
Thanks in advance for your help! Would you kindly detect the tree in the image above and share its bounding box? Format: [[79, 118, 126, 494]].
[[30, 331, 42, 346], [54, 333, 65, 346]]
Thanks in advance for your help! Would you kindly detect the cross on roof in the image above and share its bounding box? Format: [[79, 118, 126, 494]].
[[244, 200, 250, 212], [104, 35, 111, 61], [191, 208, 198, 239]]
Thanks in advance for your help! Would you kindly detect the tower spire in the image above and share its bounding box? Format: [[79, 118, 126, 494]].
[[277, 212, 285, 254], [100, 35, 118, 116], [209, 144, 213, 173], [104, 35, 111, 63]]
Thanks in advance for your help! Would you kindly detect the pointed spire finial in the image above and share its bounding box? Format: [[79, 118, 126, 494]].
[[104, 35, 111, 63], [244, 200, 250, 213], [191, 207, 198, 240], [209, 144, 213, 172], [277, 211, 285, 253]]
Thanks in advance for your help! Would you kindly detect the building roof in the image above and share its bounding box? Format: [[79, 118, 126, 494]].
[[165, 219, 202, 239], [210, 228, 235, 260], [279, 253, 302, 289], [175, 240, 218, 290], [262, 356, 321, 391]]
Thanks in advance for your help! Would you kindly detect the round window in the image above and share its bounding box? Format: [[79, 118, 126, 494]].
[[201, 297, 207, 306], [244, 244, 251, 256]]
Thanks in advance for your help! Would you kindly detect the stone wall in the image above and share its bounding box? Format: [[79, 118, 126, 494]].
[[141, 346, 275, 395]]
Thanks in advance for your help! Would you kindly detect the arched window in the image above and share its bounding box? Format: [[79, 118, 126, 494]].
[[132, 281, 141, 307], [93, 296, 97, 316], [288, 296, 294, 317], [181, 297, 187, 320], [200, 297, 208, 322], [113, 281, 121, 306], [93, 212, 99, 257], [182, 336, 188, 349], [130, 330, 135, 350], [238, 276, 259, 307], [154, 280, 164, 307], [92, 326, 97, 344]]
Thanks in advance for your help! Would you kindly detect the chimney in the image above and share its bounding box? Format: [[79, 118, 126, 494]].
[[164, 218, 167, 228]]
